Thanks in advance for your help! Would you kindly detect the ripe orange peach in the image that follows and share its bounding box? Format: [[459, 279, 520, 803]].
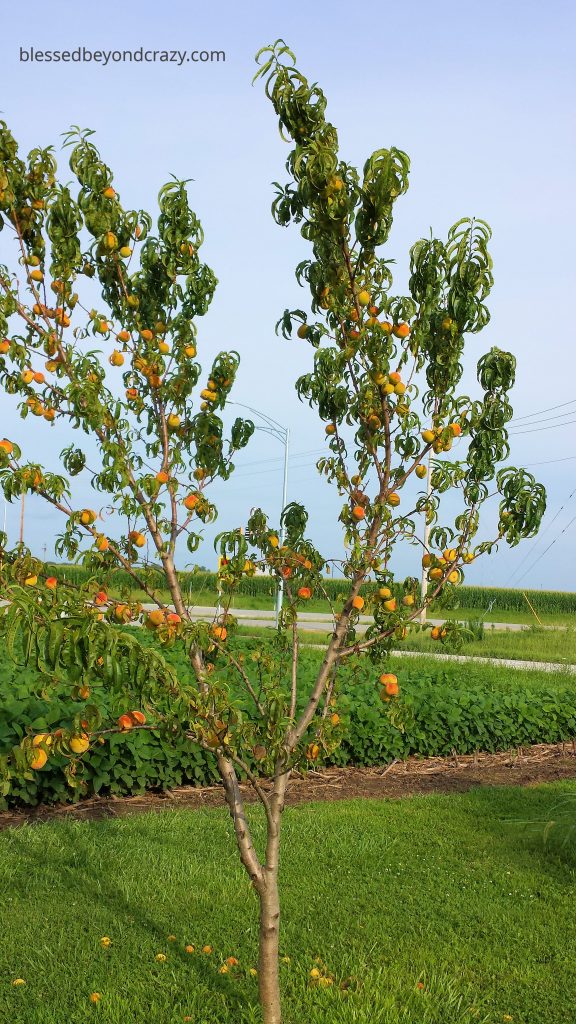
[[183, 493, 199, 512], [32, 733, 52, 748], [393, 322, 410, 338], [147, 609, 166, 627], [380, 675, 399, 697], [30, 748, 48, 770], [69, 733, 90, 754]]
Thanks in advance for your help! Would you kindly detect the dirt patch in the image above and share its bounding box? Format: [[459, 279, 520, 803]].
[[2, 742, 576, 830]]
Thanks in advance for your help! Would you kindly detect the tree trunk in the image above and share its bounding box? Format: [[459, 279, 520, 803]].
[[258, 868, 282, 1024], [258, 771, 288, 1024]]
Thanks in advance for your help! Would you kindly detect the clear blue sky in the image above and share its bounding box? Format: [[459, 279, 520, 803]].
[[1, 0, 575, 591]]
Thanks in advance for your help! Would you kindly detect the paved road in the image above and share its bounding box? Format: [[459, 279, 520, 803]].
[[0, 598, 546, 633], [138, 604, 575, 674], [388, 649, 576, 675], [142, 603, 533, 634]]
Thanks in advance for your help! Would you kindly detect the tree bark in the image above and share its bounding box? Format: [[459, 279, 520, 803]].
[[258, 868, 282, 1024], [258, 771, 288, 1024]]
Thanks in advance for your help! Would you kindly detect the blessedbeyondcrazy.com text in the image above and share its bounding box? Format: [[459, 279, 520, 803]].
[[19, 46, 226, 67]]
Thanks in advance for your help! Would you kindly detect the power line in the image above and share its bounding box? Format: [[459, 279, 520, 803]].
[[510, 398, 576, 424], [513, 513, 576, 585], [509, 417, 576, 436], [525, 455, 576, 468], [232, 456, 322, 480], [509, 410, 576, 429], [506, 485, 576, 585], [235, 447, 324, 470]]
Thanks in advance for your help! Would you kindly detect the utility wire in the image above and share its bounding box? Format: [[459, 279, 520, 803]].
[[230, 456, 323, 480], [505, 486, 576, 585], [513, 513, 576, 586], [525, 455, 576, 467], [510, 398, 576, 424], [509, 417, 576, 436], [234, 447, 324, 470], [509, 410, 576, 429]]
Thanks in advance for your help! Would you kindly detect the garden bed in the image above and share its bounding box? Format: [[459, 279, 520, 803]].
[[2, 741, 575, 830]]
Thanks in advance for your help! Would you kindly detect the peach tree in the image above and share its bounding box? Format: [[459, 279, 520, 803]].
[[0, 41, 545, 1024]]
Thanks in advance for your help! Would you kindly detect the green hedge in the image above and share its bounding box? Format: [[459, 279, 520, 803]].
[[2, 652, 575, 808]]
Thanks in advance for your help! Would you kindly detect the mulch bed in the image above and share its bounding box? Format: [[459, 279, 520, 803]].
[[2, 742, 576, 830]]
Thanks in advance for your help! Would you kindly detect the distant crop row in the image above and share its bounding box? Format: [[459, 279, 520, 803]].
[[44, 564, 576, 615]]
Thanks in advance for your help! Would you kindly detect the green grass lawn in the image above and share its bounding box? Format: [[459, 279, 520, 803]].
[[440, 607, 576, 628], [1, 784, 575, 1023], [400, 626, 576, 665], [236, 623, 576, 669], [384, 652, 576, 691]]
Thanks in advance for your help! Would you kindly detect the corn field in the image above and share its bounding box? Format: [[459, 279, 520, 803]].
[[43, 564, 576, 614]]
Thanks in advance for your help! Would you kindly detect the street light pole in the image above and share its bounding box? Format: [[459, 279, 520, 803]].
[[419, 450, 433, 624], [227, 402, 289, 627], [19, 492, 25, 546], [275, 427, 290, 625]]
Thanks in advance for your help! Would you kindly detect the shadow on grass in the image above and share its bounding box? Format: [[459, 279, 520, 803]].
[[3, 814, 260, 1020], [454, 781, 576, 874]]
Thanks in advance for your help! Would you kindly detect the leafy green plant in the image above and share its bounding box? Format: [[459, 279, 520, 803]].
[[3, 642, 573, 808]]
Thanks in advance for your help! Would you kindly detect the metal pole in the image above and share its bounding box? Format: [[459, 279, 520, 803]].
[[419, 451, 433, 625], [275, 428, 289, 626], [19, 492, 25, 546], [216, 571, 222, 618]]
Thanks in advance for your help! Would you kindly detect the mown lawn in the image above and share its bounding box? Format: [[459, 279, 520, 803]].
[[440, 608, 575, 628], [399, 626, 576, 666], [1, 783, 576, 1023], [236, 623, 576, 667]]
